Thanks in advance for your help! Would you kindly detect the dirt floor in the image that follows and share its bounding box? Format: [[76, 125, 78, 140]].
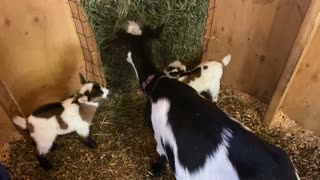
[[0, 84, 319, 180]]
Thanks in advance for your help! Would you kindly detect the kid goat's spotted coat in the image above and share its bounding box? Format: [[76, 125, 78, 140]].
[[163, 55, 231, 102], [13, 74, 109, 170]]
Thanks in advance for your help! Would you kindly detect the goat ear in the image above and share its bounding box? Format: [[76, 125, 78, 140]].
[[78, 95, 88, 103], [150, 25, 164, 39], [135, 19, 144, 28], [120, 21, 129, 31], [79, 73, 86, 85]]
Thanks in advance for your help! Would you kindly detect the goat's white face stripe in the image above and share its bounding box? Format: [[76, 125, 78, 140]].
[[127, 21, 142, 35], [127, 51, 139, 80], [101, 87, 109, 98], [168, 60, 186, 71]]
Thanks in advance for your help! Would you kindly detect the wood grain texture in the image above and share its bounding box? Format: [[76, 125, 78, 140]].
[[0, 0, 85, 115], [282, 22, 320, 136], [264, 0, 320, 126], [0, 81, 32, 144], [204, 0, 310, 101], [0, 106, 15, 145]]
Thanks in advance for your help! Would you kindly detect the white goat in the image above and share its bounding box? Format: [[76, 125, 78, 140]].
[[164, 54, 231, 102], [12, 73, 109, 170]]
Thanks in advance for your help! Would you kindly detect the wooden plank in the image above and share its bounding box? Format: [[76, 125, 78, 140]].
[[0, 81, 33, 143], [0, 105, 14, 145], [282, 24, 320, 136], [295, 0, 311, 17], [204, 0, 310, 100], [264, 0, 320, 124], [0, 0, 85, 115]]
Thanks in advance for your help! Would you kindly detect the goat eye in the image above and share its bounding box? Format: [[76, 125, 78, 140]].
[[170, 72, 178, 77], [93, 88, 103, 96], [167, 67, 174, 71], [84, 91, 90, 96]]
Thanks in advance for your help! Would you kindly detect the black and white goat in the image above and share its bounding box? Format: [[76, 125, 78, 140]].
[[12, 73, 109, 170], [115, 20, 299, 180], [163, 55, 231, 102]]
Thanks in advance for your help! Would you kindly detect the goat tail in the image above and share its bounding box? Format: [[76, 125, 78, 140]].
[[221, 54, 232, 66], [12, 116, 27, 129]]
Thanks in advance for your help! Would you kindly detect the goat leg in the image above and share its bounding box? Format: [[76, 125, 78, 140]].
[[150, 155, 167, 176], [37, 155, 53, 170], [82, 136, 98, 149], [76, 125, 98, 148]]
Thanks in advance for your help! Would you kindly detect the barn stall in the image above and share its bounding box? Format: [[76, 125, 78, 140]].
[[0, 0, 319, 179]]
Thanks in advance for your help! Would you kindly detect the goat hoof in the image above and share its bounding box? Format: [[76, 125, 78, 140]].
[[84, 137, 98, 149], [37, 155, 53, 170], [150, 161, 167, 177]]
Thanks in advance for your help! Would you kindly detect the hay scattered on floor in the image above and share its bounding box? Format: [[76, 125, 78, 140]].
[[271, 111, 320, 179], [1, 84, 319, 179], [218, 84, 320, 180]]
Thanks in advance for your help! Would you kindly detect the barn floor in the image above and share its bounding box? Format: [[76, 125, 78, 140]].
[[0, 84, 319, 180]]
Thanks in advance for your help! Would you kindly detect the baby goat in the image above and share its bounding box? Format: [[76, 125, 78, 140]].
[[13, 73, 109, 170], [163, 55, 231, 102], [115, 20, 300, 180]]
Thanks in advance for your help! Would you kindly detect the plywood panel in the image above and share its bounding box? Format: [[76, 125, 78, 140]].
[[0, 81, 33, 144], [205, 0, 310, 101], [263, 0, 320, 124], [68, 0, 106, 86], [0, 0, 85, 115], [282, 24, 320, 136]]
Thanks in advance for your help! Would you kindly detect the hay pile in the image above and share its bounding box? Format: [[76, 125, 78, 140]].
[[81, 0, 209, 90], [1, 84, 319, 179]]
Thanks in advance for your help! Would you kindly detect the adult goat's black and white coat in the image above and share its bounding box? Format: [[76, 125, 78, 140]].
[[115, 20, 300, 180]]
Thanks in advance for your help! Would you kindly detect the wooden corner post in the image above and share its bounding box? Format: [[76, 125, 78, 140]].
[[0, 80, 33, 144], [264, 0, 320, 124]]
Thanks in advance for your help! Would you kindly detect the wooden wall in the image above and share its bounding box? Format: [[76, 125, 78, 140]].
[[203, 0, 310, 101], [0, 0, 85, 142], [282, 22, 320, 136]]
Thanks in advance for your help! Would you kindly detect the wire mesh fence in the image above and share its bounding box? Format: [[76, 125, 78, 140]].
[[201, 0, 217, 62], [68, 0, 216, 85], [68, 0, 106, 86]]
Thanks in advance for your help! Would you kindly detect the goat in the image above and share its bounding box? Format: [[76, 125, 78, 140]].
[[12, 73, 109, 170], [164, 55, 231, 102], [163, 60, 187, 78], [115, 20, 300, 180]]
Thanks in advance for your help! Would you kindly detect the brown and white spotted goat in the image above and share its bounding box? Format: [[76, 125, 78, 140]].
[[163, 55, 231, 102], [13, 73, 109, 170]]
